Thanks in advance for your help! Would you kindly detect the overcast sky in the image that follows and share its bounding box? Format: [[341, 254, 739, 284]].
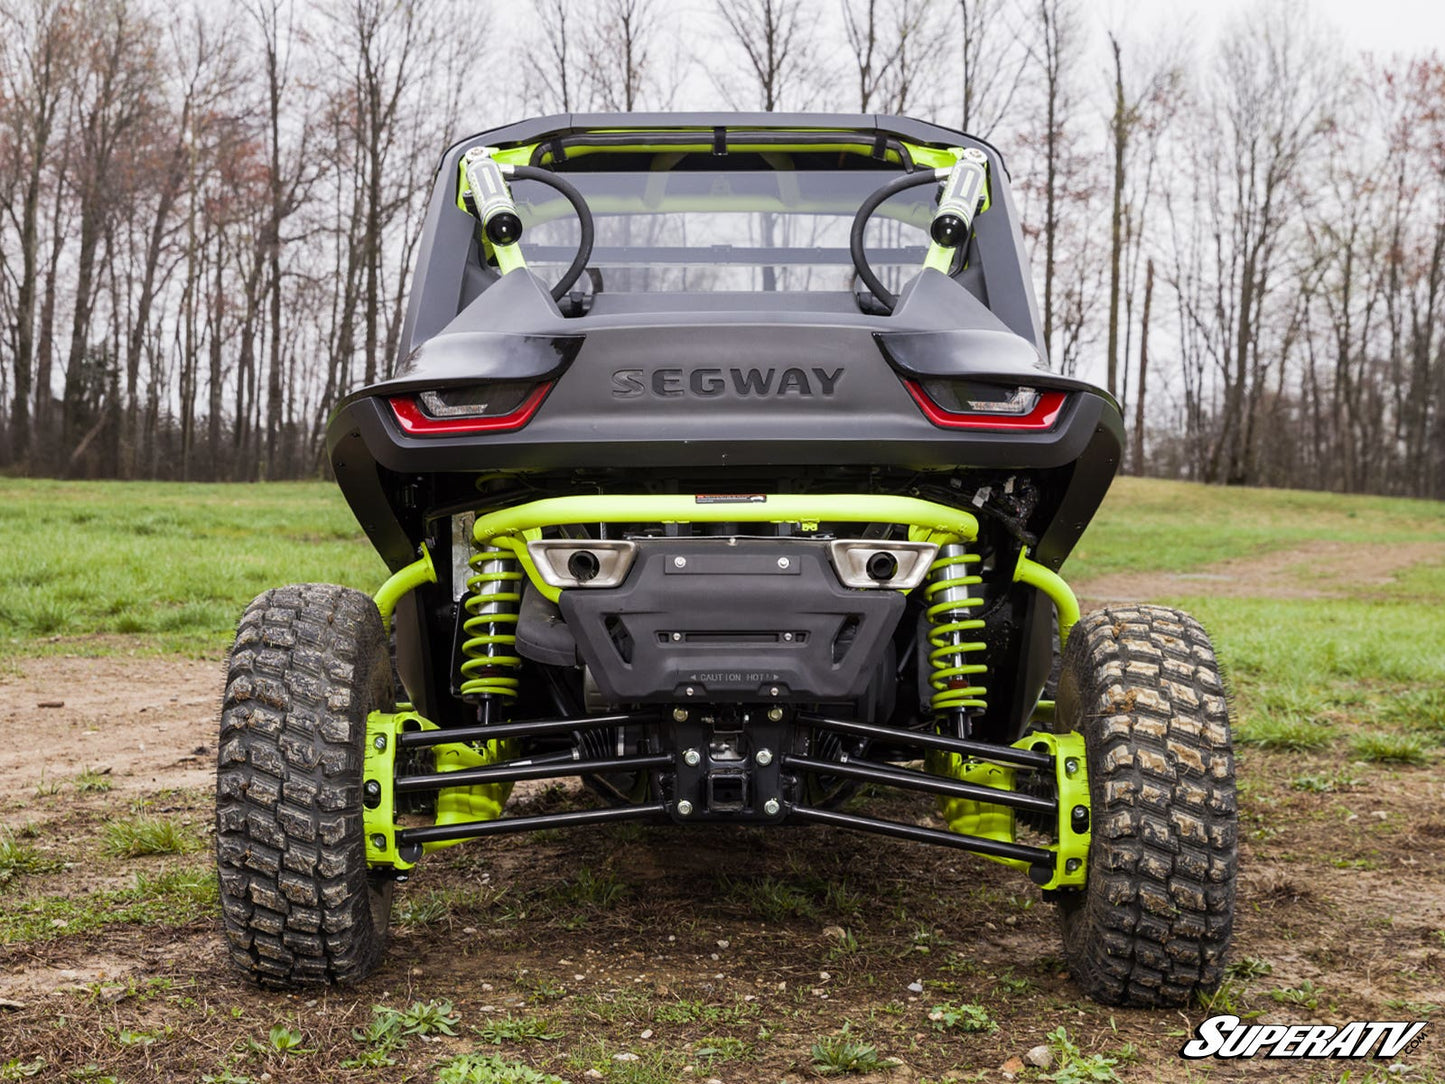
[[1101, 0, 1445, 57]]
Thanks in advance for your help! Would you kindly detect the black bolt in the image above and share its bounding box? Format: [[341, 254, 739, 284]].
[[1071, 805, 1089, 833]]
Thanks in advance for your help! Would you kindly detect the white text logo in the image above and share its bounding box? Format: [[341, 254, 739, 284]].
[[1181, 1015, 1428, 1059]]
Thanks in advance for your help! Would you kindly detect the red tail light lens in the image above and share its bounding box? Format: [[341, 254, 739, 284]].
[[905, 379, 1065, 430], [389, 382, 552, 434]]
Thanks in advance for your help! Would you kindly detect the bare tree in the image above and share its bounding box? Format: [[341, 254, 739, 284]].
[[714, 0, 815, 111], [1131, 257, 1153, 472], [117, 8, 240, 476], [528, 0, 580, 112], [247, 0, 319, 479], [1101, 25, 1181, 440], [0, 0, 74, 466], [843, 0, 942, 113], [584, 0, 660, 112], [957, 0, 1027, 137], [1019, 0, 1080, 362], [60, 0, 159, 469], [1197, 1, 1337, 483]]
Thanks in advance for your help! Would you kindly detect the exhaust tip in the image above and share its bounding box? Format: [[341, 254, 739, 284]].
[[567, 549, 601, 583], [865, 551, 899, 582]]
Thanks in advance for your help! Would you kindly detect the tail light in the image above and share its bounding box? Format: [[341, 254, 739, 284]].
[[904, 379, 1065, 430], [388, 381, 551, 434]]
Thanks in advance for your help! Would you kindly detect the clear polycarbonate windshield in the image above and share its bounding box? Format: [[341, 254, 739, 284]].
[[508, 168, 935, 293]]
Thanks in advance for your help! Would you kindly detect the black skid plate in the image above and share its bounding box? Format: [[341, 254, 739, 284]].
[[560, 540, 904, 704]]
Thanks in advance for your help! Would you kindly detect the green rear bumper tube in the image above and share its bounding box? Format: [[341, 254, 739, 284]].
[[472, 493, 980, 544]]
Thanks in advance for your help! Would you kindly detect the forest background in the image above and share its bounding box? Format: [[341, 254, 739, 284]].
[[1, 0, 1442, 497]]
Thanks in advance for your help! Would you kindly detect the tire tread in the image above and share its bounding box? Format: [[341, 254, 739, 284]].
[[215, 583, 392, 985], [1057, 604, 1237, 1007]]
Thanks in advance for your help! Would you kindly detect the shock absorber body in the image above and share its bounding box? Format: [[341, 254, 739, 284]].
[[459, 543, 523, 722], [924, 543, 988, 736]]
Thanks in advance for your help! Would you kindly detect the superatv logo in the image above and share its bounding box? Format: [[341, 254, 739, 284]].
[[610, 366, 844, 400], [1180, 1014, 1428, 1060]]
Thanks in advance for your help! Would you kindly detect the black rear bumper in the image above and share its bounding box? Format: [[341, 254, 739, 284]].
[[560, 539, 905, 705]]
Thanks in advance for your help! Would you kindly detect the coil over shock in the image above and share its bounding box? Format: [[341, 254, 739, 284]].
[[924, 543, 988, 729], [459, 543, 523, 710]]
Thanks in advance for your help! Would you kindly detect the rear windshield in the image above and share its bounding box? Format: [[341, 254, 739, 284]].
[[510, 163, 934, 294]]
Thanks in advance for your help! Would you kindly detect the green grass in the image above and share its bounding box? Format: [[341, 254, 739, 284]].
[[719, 874, 819, 921], [1378, 688, 1445, 733], [1062, 480, 1445, 762], [648, 998, 757, 1027], [101, 816, 203, 858], [1041, 1026, 1122, 1084], [1233, 712, 1334, 752], [0, 828, 54, 889], [1350, 731, 1433, 766], [74, 768, 113, 793], [0, 867, 218, 943], [1066, 476, 1445, 579], [927, 1000, 997, 1033], [0, 478, 383, 657], [1288, 771, 1361, 793], [810, 1031, 891, 1075], [394, 887, 455, 926], [562, 1041, 687, 1084], [550, 866, 628, 910], [1269, 979, 1325, 1010]]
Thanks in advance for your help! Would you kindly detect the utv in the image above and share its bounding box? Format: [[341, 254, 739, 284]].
[[216, 113, 1237, 1007]]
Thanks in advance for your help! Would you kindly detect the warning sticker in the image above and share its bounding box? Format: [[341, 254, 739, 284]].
[[694, 494, 767, 505]]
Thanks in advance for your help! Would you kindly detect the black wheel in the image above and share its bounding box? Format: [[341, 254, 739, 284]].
[[1053, 605, 1237, 1007], [216, 583, 395, 985]]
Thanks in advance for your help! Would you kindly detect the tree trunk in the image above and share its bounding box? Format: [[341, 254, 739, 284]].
[[1105, 35, 1126, 399], [1132, 258, 1152, 474]]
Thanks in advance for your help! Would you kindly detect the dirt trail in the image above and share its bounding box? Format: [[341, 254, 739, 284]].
[[1075, 538, 1445, 603], [0, 656, 220, 807]]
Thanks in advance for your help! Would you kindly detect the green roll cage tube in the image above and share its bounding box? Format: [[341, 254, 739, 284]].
[[454, 132, 992, 286], [363, 493, 1089, 891]]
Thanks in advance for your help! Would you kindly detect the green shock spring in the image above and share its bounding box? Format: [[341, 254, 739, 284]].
[[459, 544, 523, 702], [924, 543, 988, 718]]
